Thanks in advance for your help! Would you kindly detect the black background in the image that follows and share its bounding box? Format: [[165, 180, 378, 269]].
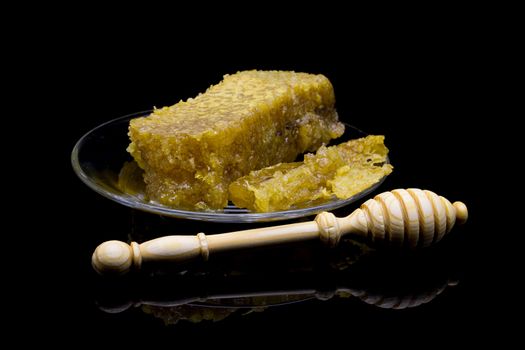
[[37, 41, 511, 345]]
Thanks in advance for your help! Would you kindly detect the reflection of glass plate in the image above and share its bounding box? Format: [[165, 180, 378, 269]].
[[72, 111, 388, 223], [190, 293, 315, 308]]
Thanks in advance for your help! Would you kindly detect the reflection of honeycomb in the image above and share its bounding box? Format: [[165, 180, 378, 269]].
[[142, 304, 238, 325], [128, 71, 344, 210], [140, 294, 314, 325]]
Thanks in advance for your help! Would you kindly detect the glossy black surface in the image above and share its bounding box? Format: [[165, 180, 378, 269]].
[[53, 62, 504, 345]]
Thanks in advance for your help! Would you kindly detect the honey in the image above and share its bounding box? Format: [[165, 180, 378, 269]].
[[117, 161, 145, 195]]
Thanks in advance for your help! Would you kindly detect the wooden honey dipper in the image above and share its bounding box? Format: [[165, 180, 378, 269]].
[[92, 188, 468, 275]]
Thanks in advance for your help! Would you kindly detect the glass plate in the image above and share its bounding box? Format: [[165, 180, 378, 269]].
[[71, 111, 388, 222]]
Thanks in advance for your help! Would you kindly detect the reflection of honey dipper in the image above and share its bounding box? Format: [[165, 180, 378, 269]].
[[98, 278, 458, 315], [345, 279, 459, 310], [96, 243, 460, 320], [92, 189, 468, 275]]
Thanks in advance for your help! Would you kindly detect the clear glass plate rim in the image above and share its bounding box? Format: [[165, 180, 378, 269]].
[[71, 111, 388, 222]]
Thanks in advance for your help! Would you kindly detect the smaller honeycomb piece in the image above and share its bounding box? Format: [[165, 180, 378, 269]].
[[228, 135, 393, 212]]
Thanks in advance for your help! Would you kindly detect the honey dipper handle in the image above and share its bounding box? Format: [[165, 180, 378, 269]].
[[92, 220, 329, 275], [92, 188, 468, 275]]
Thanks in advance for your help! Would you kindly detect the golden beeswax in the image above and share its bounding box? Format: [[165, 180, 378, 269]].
[[229, 136, 392, 212]]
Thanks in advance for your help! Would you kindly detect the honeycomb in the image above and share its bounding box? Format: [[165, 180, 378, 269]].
[[128, 70, 344, 210], [229, 136, 392, 212]]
